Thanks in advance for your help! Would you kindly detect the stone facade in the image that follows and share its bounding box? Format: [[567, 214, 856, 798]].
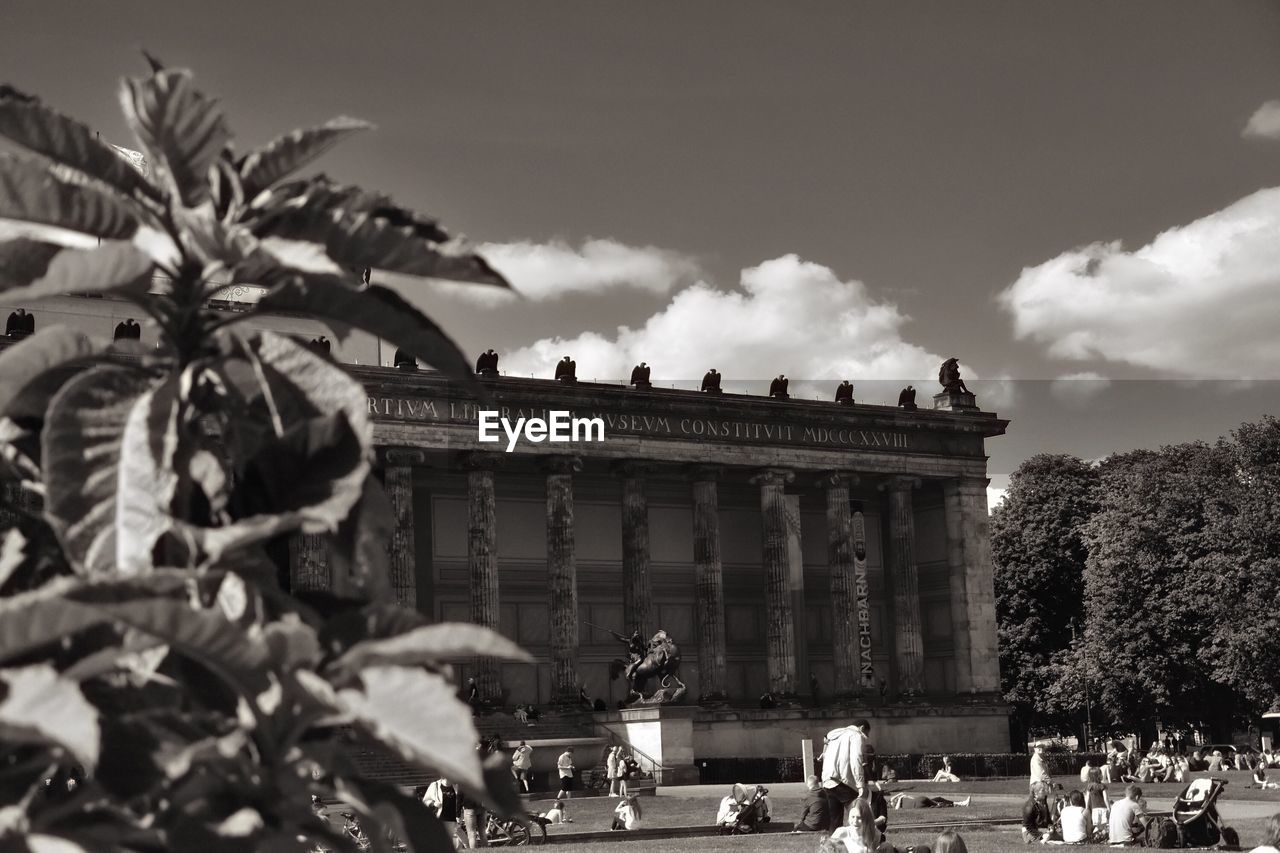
[[312, 368, 1011, 756]]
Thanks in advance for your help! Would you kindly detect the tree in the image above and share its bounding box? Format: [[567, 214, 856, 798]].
[[991, 454, 1099, 741], [0, 61, 524, 850], [1080, 443, 1241, 741]]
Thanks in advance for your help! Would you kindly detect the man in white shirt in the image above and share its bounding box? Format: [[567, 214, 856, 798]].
[[511, 740, 533, 793], [556, 748, 575, 800], [1058, 789, 1093, 844], [1109, 785, 1148, 846], [1030, 745, 1051, 791]]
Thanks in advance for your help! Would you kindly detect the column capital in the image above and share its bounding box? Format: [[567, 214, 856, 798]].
[[456, 450, 505, 471], [540, 455, 583, 475], [686, 464, 723, 483], [750, 467, 794, 488], [815, 471, 859, 489], [877, 474, 921, 493], [381, 446, 427, 466], [944, 476, 991, 495], [611, 460, 654, 479]]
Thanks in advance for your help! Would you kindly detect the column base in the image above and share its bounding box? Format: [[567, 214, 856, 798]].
[[595, 706, 699, 786]]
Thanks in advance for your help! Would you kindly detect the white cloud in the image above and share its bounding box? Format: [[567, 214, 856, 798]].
[[1049, 371, 1112, 405], [998, 187, 1280, 378], [431, 238, 700, 304], [501, 254, 949, 387], [1244, 100, 1280, 140]]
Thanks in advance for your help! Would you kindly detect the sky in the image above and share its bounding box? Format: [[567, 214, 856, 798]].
[[6, 0, 1280, 502]]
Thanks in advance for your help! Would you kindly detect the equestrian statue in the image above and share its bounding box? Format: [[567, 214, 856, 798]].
[[588, 624, 687, 706]]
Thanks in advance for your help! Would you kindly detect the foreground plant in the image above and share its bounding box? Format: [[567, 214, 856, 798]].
[[0, 59, 525, 851]]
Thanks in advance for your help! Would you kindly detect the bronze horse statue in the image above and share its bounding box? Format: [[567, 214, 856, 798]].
[[604, 628, 687, 706]]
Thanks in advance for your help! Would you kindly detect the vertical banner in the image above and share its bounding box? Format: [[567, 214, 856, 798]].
[[852, 511, 874, 689], [784, 494, 807, 689]]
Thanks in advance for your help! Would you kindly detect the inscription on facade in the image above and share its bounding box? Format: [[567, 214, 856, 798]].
[[853, 510, 874, 687], [367, 395, 913, 452]]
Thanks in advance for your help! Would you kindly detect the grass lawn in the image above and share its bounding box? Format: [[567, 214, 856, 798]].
[[528, 772, 1280, 850]]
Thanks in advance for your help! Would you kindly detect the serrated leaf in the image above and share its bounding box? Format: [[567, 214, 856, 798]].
[[332, 624, 533, 678], [0, 239, 153, 303], [41, 365, 158, 575], [0, 665, 100, 770], [239, 116, 372, 199], [257, 278, 476, 381], [120, 69, 229, 207], [0, 155, 143, 247], [336, 666, 485, 792], [0, 85, 154, 201]]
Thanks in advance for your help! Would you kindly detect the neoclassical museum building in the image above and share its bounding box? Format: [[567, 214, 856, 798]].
[[1, 291, 1010, 760]]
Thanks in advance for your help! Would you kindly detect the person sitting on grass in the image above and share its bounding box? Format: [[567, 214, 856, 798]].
[[829, 799, 880, 853], [1254, 765, 1279, 790], [1023, 781, 1054, 844], [539, 800, 571, 824], [933, 829, 968, 853], [889, 793, 971, 809], [1056, 789, 1094, 844], [716, 784, 748, 826], [1108, 785, 1149, 847], [610, 794, 642, 831], [796, 775, 832, 832], [931, 757, 960, 783]]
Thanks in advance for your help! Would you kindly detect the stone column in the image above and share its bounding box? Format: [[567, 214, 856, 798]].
[[818, 472, 859, 698], [614, 462, 653, 637], [544, 456, 583, 705], [881, 475, 924, 695], [383, 448, 424, 608], [752, 467, 797, 698], [462, 452, 502, 703], [690, 466, 728, 702], [943, 477, 1001, 694], [288, 534, 330, 593]]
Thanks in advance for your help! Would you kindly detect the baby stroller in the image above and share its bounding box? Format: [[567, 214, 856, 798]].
[[1159, 777, 1231, 848], [721, 784, 769, 835]]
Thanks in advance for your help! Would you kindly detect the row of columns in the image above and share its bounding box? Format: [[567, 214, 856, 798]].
[[289, 451, 999, 703]]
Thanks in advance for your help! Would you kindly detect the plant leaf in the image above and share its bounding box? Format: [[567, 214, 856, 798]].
[[246, 178, 508, 285], [0, 239, 154, 303], [0, 528, 26, 589], [331, 624, 533, 678], [76, 595, 273, 699], [115, 376, 180, 574], [41, 365, 158, 575], [335, 666, 485, 791], [0, 85, 155, 201], [0, 155, 143, 247], [239, 116, 373, 199], [0, 325, 102, 417], [0, 665, 100, 771], [334, 774, 453, 853], [0, 579, 107, 663], [119, 69, 229, 207], [328, 478, 395, 601], [256, 278, 476, 380]]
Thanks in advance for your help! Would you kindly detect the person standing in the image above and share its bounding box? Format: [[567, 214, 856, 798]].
[[511, 740, 533, 793], [606, 746, 620, 797], [556, 748, 575, 799], [421, 777, 462, 847], [1030, 745, 1051, 791]]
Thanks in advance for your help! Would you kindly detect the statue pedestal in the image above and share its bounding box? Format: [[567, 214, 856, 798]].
[[595, 706, 699, 785], [933, 390, 978, 412]]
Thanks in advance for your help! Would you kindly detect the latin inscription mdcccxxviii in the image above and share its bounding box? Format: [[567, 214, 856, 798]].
[[367, 395, 926, 452]]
